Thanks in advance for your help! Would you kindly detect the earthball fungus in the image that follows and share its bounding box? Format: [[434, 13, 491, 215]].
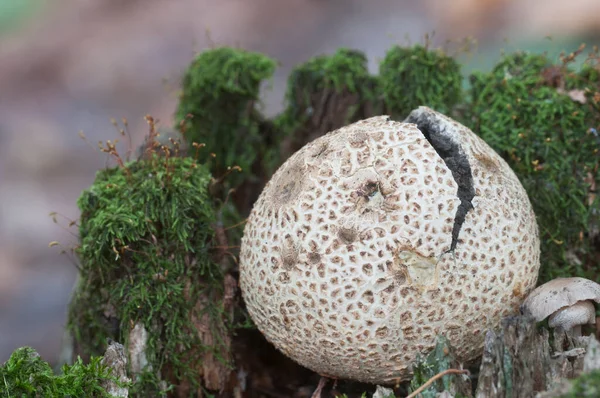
[[239, 107, 541, 384], [521, 277, 600, 336]]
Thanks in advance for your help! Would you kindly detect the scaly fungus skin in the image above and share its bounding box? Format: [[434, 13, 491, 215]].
[[240, 107, 540, 384]]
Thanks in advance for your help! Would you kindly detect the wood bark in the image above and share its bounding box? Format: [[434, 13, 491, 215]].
[[475, 315, 598, 398]]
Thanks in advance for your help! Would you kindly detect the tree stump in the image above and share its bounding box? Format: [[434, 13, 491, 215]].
[[475, 315, 597, 397]]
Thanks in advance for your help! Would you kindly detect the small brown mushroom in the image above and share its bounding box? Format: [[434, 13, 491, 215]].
[[521, 277, 600, 336]]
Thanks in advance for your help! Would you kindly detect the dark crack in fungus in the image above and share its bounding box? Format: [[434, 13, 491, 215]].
[[402, 111, 475, 251]]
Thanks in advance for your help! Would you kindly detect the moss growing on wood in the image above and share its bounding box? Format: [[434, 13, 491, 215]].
[[380, 44, 463, 119], [174, 47, 277, 188], [467, 49, 600, 282], [68, 149, 232, 396], [276, 48, 381, 159], [0, 347, 120, 397]]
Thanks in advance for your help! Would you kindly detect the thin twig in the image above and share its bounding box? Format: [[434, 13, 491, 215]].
[[311, 376, 328, 398], [224, 218, 248, 231], [406, 369, 470, 398]]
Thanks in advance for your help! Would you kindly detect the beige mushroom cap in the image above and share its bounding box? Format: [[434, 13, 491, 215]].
[[521, 277, 600, 322]]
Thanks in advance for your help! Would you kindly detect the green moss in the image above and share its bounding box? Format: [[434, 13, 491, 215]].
[[275, 48, 380, 160], [0, 347, 120, 397], [68, 155, 230, 396], [174, 47, 277, 186], [559, 369, 600, 397], [380, 44, 463, 119], [467, 51, 600, 282], [281, 47, 379, 121]]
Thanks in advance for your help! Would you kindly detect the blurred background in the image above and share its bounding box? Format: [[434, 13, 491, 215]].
[[0, 0, 599, 365]]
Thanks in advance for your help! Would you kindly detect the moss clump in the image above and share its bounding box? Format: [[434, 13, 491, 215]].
[[468, 50, 600, 282], [276, 48, 380, 159], [380, 44, 463, 119], [174, 47, 277, 188], [0, 347, 120, 397], [68, 152, 232, 396]]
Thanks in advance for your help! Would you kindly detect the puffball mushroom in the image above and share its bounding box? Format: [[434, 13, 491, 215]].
[[521, 277, 600, 337], [240, 107, 541, 384]]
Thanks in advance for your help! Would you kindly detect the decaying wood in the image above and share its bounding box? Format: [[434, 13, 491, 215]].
[[279, 86, 378, 162], [583, 337, 600, 371], [475, 315, 598, 398], [127, 323, 149, 376], [101, 340, 131, 398], [187, 281, 234, 393], [166, 265, 237, 397], [538, 337, 600, 397]]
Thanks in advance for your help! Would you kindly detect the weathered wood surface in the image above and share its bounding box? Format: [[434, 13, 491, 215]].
[[100, 340, 131, 398], [474, 315, 600, 398]]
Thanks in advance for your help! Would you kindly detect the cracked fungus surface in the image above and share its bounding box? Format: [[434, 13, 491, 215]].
[[239, 107, 540, 384]]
